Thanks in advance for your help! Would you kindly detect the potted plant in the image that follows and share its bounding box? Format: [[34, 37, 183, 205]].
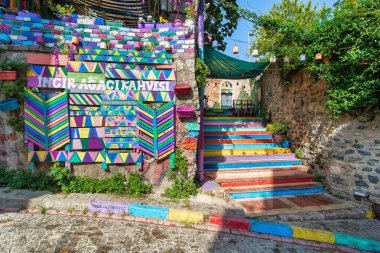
[[174, 84, 191, 95], [281, 136, 291, 148], [184, 2, 196, 31], [18, 11, 41, 19], [0, 98, 19, 112], [138, 16, 155, 29], [0, 59, 28, 81], [77, 8, 97, 25], [55, 3, 76, 22], [267, 122, 287, 144]]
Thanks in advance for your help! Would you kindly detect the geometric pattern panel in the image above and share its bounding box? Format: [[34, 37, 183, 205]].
[[24, 89, 69, 151], [69, 94, 103, 106], [70, 127, 105, 139], [105, 69, 176, 81], [78, 55, 172, 65], [67, 61, 105, 73], [136, 101, 156, 157], [27, 65, 67, 77], [79, 49, 173, 59], [156, 101, 175, 160]]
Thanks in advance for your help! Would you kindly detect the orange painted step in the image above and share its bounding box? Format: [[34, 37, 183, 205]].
[[224, 182, 320, 193], [205, 131, 272, 136], [204, 139, 274, 144], [220, 175, 314, 188]]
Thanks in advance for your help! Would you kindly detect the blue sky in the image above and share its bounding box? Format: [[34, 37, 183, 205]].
[[224, 0, 338, 60]]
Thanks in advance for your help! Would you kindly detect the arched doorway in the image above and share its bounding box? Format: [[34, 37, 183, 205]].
[[221, 81, 233, 108]]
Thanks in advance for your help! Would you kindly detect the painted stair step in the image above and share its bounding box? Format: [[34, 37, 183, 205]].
[[204, 131, 272, 136], [204, 159, 302, 170], [204, 127, 267, 132], [204, 154, 295, 162], [204, 123, 264, 128], [204, 143, 279, 150], [204, 135, 274, 140], [204, 148, 292, 156], [230, 184, 324, 199], [206, 166, 309, 180], [224, 182, 319, 193], [204, 139, 275, 145], [220, 176, 314, 188], [204, 116, 262, 120], [204, 119, 264, 123]]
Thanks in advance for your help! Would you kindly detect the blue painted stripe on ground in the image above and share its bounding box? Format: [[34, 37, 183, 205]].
[[204, 143, 279, 150], [249, 220, 293, 238], [204, 135, 274, 140], [204, 128, 267, 132], [231, 187, 324, 199], [204, 160, 302, 169], [129, 204, 169, 219], [334, 232, 380, 252]]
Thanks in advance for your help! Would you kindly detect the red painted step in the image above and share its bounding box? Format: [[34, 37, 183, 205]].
[[220, 176, 314, 188], [205, 131, 272, 136], [209, 214, 250, 231], [224, 182, 321, 194], [204, 139, 274, 144]]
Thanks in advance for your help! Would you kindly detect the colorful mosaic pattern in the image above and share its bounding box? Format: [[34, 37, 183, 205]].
[[70, 128, 105, 139], [27, 65, 67, 77], [156, 102, 175, 160], [67, 61, 105, 73], [136, 102, 156, 157], [79, 49, 172, 59], [105, 69, 176, 81], [78, 55, 172, 65], [69, 94, 103, 106]]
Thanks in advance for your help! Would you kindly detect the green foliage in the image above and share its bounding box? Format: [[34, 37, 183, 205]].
[[237, 88, 251, 100], [49, 0, 75, 16], [213, 102, 220, 108], [165, 149, 197, 199], [164, 176, 197, 199], [267, 122, 287, 136], [251, 0, 380, 115], [195, 58, 209, 87], [0, 166, 58, 191], [7, 117, 24, 133], [0, 59, 29, 71], [125, 172, 152, 198], [185, 2, 197, 19], [205, 0, 240, 51], [295, 148, 302, 159], [0, 80, 26, 102]]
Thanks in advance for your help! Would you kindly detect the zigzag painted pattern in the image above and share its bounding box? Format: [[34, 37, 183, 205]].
[[105, 127, 137, 137], [105, 116, 137, 127], [105, 137, 138, 149], [136, 101, 155, 157], [78, 55, 172, 65], [27, 65, 67, 77], [70, 106, 100, 111], [140, 91, 175, 102], [69, 94, 103, 106], [102, 90, 137, 101], [70, 116, 104, 127], [45, 91, 70, 151], [71, 139, 104, 150], [41, 150, 142, 165], [67, 61, 105, 73], [105, 63, 156, 70], [105, 69, 176, 81], [70, 127, 105, 139], [79, 49, 172, 59], [156, 102, 175, 160], [24, 88, 47, 149]]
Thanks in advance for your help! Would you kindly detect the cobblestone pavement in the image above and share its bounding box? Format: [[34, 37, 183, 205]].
[[0, 213, 326, 253]]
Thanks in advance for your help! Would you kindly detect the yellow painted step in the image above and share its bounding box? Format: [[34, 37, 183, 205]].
[[204, 148, 292, 156]]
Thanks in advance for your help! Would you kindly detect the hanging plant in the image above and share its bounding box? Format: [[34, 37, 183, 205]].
[[195, 58, 209, 87]]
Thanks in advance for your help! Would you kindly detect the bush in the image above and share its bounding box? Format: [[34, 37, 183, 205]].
[[267, 122, 287, 136], [164, 176, 197, 199], [0, 166, 58, 191], [125, 172, 152, 198]]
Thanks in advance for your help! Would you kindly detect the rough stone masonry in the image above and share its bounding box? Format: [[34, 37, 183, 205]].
[[260, 64, 380, 203]]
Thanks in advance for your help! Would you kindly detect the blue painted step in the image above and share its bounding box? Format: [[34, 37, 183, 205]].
[[204, 135, 273, 140], [204, 143, 279, 150], [204, 159, 302, 170], [204, 119, 263, 123], [204, 127, 267, 132], [231, 185, 324, 199]]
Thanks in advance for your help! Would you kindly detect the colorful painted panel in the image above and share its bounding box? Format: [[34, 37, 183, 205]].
[[67, 72, 106, 83], [24, 89, 70, 151], [71, 139, 104, 150], [70, 116, 104, 127], [156, 102, 175, 160], [70, 128, 105, 139], [27, 65, 67, 78], [69, 94, 103, 106], [79, 49, 172, 59], [67, 61, 105, 73], [136, 101, 156, 157], [78, 55, 172, 65], [105, 69, 176, 81]]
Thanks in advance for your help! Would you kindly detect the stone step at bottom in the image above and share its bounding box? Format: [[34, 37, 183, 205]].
[[224, 182, 319, 194]]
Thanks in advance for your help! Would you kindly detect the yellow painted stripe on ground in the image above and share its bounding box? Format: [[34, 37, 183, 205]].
[[204, 148, 292, 156], [168, 209, 204, 224], [291, 226, 335, 244]]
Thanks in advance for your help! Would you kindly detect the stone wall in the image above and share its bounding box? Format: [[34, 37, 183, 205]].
[[260, 64, 380, 202], [205, 78, 251, 108]]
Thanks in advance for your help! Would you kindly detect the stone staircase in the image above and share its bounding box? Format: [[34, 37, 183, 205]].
[[203, 108, 349, 216]]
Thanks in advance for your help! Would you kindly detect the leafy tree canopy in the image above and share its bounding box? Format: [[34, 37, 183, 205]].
[[249, 0, 380, 116]]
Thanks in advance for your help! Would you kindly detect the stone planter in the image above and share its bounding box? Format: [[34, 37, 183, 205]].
[[18, 11, 41, 19], [0, 71, 17, 81], [0, 33, 11, 44], [156, 23, 173, 28], [173, 19, 183, 27], [281, 140, 291, 148], [0, 98, 19, 112], [174, 84, 191, 95], [177, 106, 195, 118], [138, 22, 155, 29]]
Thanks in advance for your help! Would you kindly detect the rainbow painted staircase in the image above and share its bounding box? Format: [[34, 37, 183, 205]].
[[203, 109, 349, 216]]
